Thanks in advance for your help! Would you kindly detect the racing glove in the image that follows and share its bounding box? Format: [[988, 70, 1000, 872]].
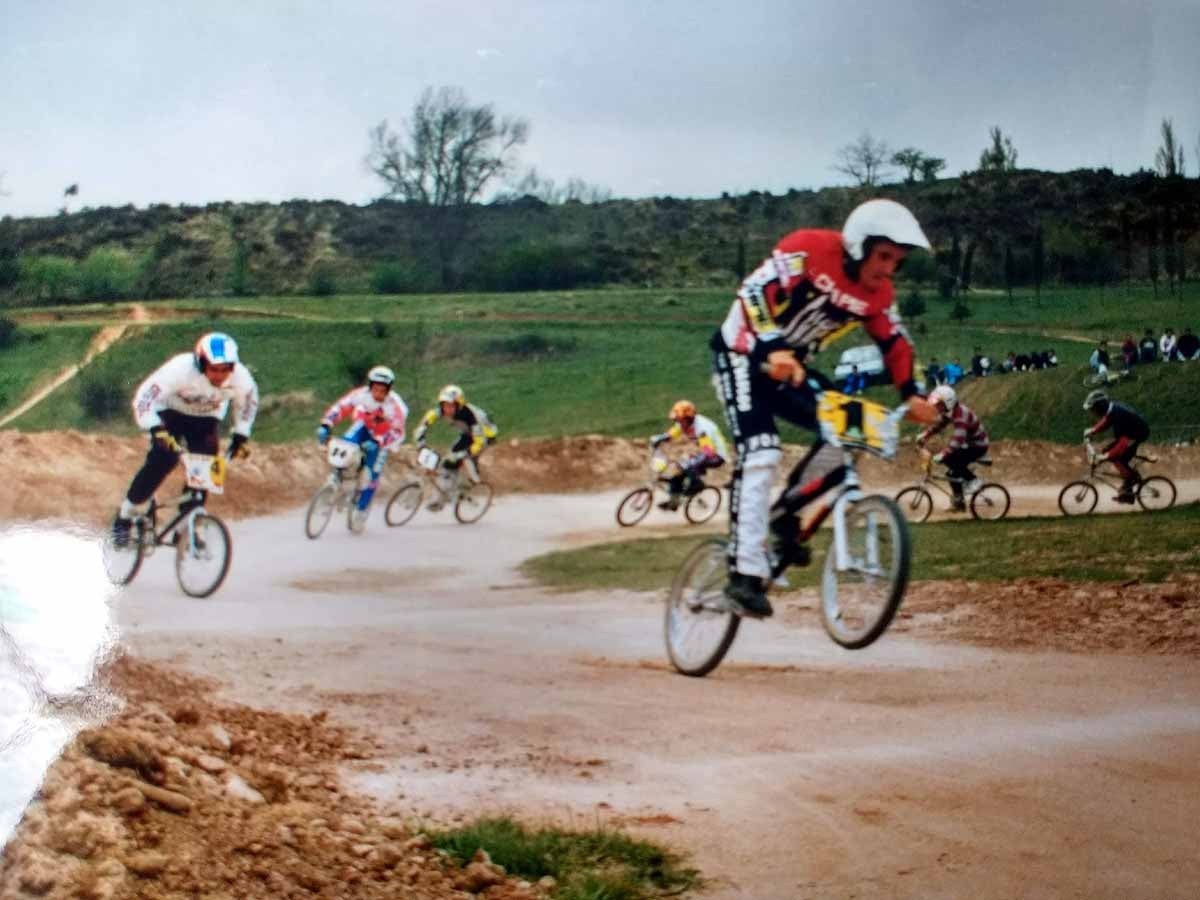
[[150, 427, 181, 454], [316, 424, 331, 445], [650, 433, 670, 448], [932, 451, 946, 465], [228, 433, 251, 460]]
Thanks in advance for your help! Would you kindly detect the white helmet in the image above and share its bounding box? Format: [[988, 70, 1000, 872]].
[[929, 385, 957, 412], [438, 384, 465, 406], [194, 332, 239, 370], [842, 199, 931, 261], [367, 365, 395, 387]]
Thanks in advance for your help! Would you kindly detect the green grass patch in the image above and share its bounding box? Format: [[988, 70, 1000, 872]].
[[521, 504, 1200, 593], [426, 816, 700, 900], [0, 324, 98, 419]]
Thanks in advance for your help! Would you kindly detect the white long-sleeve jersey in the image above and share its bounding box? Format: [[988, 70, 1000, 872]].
[[132, 353, 260, 437]]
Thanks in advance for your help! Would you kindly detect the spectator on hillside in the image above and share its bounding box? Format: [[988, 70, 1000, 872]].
[[1160, 328, 1177, 361], [1176, 327, 1200, 361], [1121, 335, 1138, 368], [1000, 351, 1016, 374], [944, 358, 964, 386], [970, 346, 988, 378], [924, 357, 943, 392], [1089, 340, 1110, 375], [1015, 352, 1032, 371], [1139, 329, 1158, 363], [843, 364, 867, 395], [1045, 349, 1059, 368]]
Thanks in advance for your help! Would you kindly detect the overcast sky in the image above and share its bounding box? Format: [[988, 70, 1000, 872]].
[[3, 0, 1198, 218]]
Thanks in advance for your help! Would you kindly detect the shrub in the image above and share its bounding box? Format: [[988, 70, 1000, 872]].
[[307, 263, 337, 297], [19, 255, 79, 302], [371, 260, 419, 294], [898, 289, 926, 320], [477, 241, 601, 292], [950, 299, 973, 324], [78, 366, 128, 421], [0, 316, 18, 350], [479, 332, 578, 359], [78, 248, 140, 301], [370, 319, 389, 339], [340, 353, 373, 386]]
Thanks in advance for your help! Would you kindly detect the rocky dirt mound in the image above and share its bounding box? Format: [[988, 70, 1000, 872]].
[[891, 575, 1200, 654], [0, 656, 550, 900]]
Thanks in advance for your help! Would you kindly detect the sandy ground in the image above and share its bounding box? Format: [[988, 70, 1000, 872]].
[[2, 437, 1199, 899]]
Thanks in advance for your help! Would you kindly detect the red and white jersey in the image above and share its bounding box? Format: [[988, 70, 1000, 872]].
[[717, 229, 917, 396], [322, 386, 409, 449], [132, 353, 259, 436], [920, 403, 989, 451]]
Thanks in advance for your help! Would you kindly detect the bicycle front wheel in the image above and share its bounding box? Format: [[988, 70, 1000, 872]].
[[101, 517, 145, 586], [820, 495, 909, 650], [304, 485, 337, 539], [175, 513, 232, 598], [455, 481, 494, 524], [970, 483, 1011, 521], [665, 538, 740, 677], [1137, 475, 1176, 512], [684, 485, 723, 524], [894, 486, 933, 524], [384, 482, 422, 526], [1058, 481, 1098, 516], [616, 487, 653, 527], [347, 499, 368, 534]]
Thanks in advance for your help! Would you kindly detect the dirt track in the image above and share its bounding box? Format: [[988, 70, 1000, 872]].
[[3, 474, 1200, 898]]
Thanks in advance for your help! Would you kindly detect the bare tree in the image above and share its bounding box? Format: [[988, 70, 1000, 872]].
[[978, 126, 1018, 172], [1155, 118, 1185, 177], [833, 132, 892, 187], [367, 86, 529, 287]]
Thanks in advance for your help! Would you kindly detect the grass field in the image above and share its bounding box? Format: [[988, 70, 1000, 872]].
[[2, 284, 1198, 443], [519, 504, 1200, 593]]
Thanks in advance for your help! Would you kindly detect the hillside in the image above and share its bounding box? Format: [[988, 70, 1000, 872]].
[[2, 169, 1198, 301]]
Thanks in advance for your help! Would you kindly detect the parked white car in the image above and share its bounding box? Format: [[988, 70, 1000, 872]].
[[833, 344, 885, 384]]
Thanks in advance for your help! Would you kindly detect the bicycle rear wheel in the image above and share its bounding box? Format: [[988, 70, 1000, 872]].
[[1058, 480, 1098, 516], [384, 482, 423, 526], [684, 485, 723, 524], [665, 537, 740, 677], [1136, 475, 1176, 512], [304, 485, 337, 539], [894, 486, 933, 524], [970, 483, 1011, 521], [820, 495, 909, 650], [455, 481, 494, 524], [616, 487, 653, 527], [101, 515, 145, 586], [175, 513, 232, 598]]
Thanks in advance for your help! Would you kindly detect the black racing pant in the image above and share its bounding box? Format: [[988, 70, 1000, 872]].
[[712, 345, 837, 577], [126, 410, 219, 505], [942, 445, 989, 497]]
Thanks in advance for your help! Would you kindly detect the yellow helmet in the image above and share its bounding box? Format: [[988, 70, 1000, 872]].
[[438, 384, 465, 406], [670, 400, 696, 422]]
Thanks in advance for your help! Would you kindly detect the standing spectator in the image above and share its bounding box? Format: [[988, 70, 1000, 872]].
[[1160, 328, 1177, 361], [924, 357, 943, 392], [1176, 327, 1200, 361], [1121, 335, 1138, 368], [1139, 329, 1158, 363], [843, 364, 867, 395], [944, 358, 964, 385]]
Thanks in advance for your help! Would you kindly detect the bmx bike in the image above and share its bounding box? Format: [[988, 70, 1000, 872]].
[[1058, 440, 1176, 515], [1082, 366, 1134, 389], [615, 449, 723, 527], [304, 437, 376, 538], [383, 446, 495, 526], [101, 452, 233, 598], [895, 453, 1010, 522], [665, 387, 912, 677]]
